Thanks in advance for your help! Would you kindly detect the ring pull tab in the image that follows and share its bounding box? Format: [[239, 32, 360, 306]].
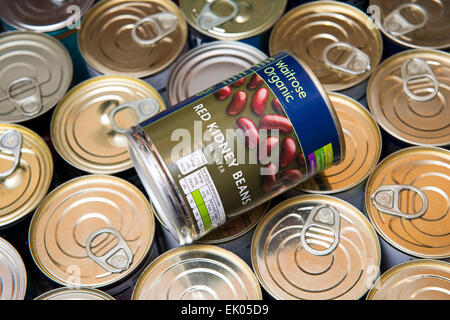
[[7, 77, 42, 117], [371, 185, 428, 219], [300, 205, 340, 256], [109, 98, 161, 134], [383, 4, 428, 36], [0, 130, 22, 179], [323, 42, 371, 75], [401, 58, 439, 102], [197, 0, 239, 30], [131, 12, 178, 47], [85, 228, 133, 274]]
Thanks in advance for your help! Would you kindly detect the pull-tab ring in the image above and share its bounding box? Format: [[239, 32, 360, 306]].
[[131, 12, 178, 47], [300, 205, 340, 256], [0, 130, 22, 178], [384, 4, 428, 36], [401, 58, 439, 102], [109, 98, 161, 134], [7, 77, 42, 117], [197, 0, 239, 30], [371, 185, 428, 219], [323, 42, 371, 75], [85, 228, 133, 273]]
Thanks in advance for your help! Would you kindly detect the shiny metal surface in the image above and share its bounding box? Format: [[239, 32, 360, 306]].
[[35, 287, 115, 300], [0, 237, 27, 300]]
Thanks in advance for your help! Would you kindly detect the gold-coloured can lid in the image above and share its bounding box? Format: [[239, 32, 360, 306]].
[[0, 123, 53, 227], [180, 0, 287, 41], [367, 49, 450, 147], [269, 1, 383, 92], [0, 237, 27, 300], [29, 175, 156, 288], [35, 287, 115, 300], [132, 244, 262, 300], [367, 260, 450, 300], [51, 75, 166, 174], [251, 195, 381, 300], [365, 146, 450, 260], [369, 0, 450, 50], [0, 31, 73, 123], [78, 0, 187, 78], [297, 93, 382, 193]]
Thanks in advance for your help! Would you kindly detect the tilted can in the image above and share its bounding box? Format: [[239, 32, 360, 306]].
[[132, 244, 262, 300], [35, 287, 115, 300], [366, 260, 450, 300], [269, 1, 383, 107], [365, 146, 450, 272], [367, 49, 450, 157], [28, 175, 159, 300], [125, 51, 345, 245], [78, 0, 188, 92], [251, 195, 381, 300], [0, 237, 27, 300], [167, 41, 268, 105], [179, 0, 287, 53]]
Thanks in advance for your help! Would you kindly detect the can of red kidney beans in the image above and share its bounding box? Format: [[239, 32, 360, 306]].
[[125, 51, 345, 245]]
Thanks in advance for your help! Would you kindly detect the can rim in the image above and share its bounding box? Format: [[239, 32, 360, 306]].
[[34, 286, 115, 300], [0, 237, 27, 300]]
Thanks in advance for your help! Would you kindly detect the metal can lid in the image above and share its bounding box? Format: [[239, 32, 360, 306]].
[[35, 287, 115, 300], [269, 1, 382, 92], [180, 0, 287, 41], [365, 146, 450, 259], [132, 244, 262, 300], [251, 195, 381, 300], [51, 75, 166, 174], [0, 123, 53, 227], [370, 0, 450, 50], [367, 49, 450, 147], [78, 0, 187, 78], [0, 31, 73, 123], [29, 175, 156, 288], [367, 260, 450, 300], [167, 41, 268, 105], [0, 237, 27, 300], [297, 92, 382, 194]]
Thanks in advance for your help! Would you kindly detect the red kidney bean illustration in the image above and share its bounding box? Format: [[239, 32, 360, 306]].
[[251, 87, 269, 116], [261, 163, 278, 193], [281, 169, 303, 182], [247, 74, 263, 90], [280, 137, 297, 168], [231, 78, 245, 87], [272, 98, 283, 114], [258, 136, 279, 161], [215, 86, 231, 100], [226, 90, 248, 116], [236, 116, 260, 149], [259, 114, 293, 133]]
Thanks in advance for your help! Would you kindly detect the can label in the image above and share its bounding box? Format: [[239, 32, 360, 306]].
[[139, 52, 342, 237]]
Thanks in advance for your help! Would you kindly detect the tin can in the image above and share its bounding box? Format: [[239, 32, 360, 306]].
[[167, 41, 268, 105], [125, 51, 345, 245], [365, 146, 450, 272], [28, 175, 159, 300], [366, 260, 450, 300], [287, 1, 370, 12], [367, 49, 450, 158], [180, 0, 287, 54], [0, 237, 27, 300], [269, 1, 383, 107], [35, 287, 115, 300], [0, 31, 73, 134], [132, 244, 262, 300], [251, 195, 381, 300], [78, 0, 188, 92]]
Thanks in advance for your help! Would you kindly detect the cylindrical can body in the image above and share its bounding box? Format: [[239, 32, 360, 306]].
[[125, 51, 345, 245]]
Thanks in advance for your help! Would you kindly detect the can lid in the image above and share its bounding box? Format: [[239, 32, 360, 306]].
[[367, 260, 450, 300], [51, 76, 166, 174], [251, 195, 380, 300], [132, 244, 262, 300], [167, 41, 267, 105], [0, 31, 73, 123], [297, 93, 382, 193], [370, 0, 450, 50], [367, 49, 450, 147], [180, 0, 286, 41], [365, 146, 450, 259], [29, 175, 156, 288], [35, 287, 115, 300], [78, 0, 187, 78], [0, 123, 53, 227], [0, 0, 94, 33], [269, 1, 382, 92], [0, 237, 27, 300]]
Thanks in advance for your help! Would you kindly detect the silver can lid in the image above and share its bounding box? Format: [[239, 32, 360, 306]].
[[35, 287, 115, 300], [0, 237, 27, 300]]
